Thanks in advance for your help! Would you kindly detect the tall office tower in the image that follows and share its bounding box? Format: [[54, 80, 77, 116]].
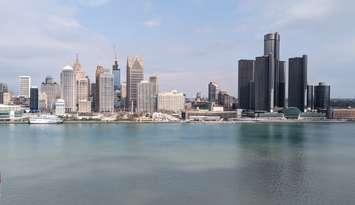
[[73, 54, 85, 81], [120, 82, 127, 110], [95, 65, 105, 112], [307, 85, 314, 110], [137, 76, 159, 114], [314, 82, 331, 111], [30, 87, 39, 112], [158, 90, 185, 113], [60, 65, 76, 113], [238, 60, 255, 110], [113, 58, 121, 110], [0, 83, 8, 93], [254, 55, 274, 112], [113, 58, 121, 91], [18, 76, 31, 98], [126, 56, 144, 112], [288, 55, 308, 111], [41, 76, 61, 111], [120, 82, 127, 98], [208, 82, 219, 103], [0, 83, 8, 104], [98, 69, 114, 112], [278, 61, 286, 107], [264, 32, 285, 108], [90, 83, 96, 112], [77, 78, 91, 113], [72, 54, 90, 112], [149, 76, 159, 95], [38, 92, 48, 112]]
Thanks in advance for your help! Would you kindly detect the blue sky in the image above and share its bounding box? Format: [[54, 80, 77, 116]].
[[0, 0, 354, 97]]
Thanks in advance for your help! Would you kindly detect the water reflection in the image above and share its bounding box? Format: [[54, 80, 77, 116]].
[[236, 123, 309, 204]]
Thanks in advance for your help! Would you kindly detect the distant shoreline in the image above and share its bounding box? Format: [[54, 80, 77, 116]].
[[0, 119, 353, 125]]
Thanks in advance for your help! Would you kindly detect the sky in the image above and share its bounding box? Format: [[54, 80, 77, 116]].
[[0, 0, 354, 98]]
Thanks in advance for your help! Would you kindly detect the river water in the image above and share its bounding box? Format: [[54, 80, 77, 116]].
[[0, 123, 355, 204]]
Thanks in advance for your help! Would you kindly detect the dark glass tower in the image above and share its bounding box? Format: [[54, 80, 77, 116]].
[[113, 59, 120, 91], [278, 61, 286, 107], [208, 82, 218, 103], [307, 85, 314, 110], [30, 87, 39, 112], [264, 32, 285, 108], [288, 55, 308, 111], [0, 83, 8, 104], [238, 60, 255, 110], [314, 82, 331, 111], [254, 55, 274, 112]]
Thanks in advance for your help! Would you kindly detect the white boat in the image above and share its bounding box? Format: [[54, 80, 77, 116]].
[[29, 115, 63, 124]]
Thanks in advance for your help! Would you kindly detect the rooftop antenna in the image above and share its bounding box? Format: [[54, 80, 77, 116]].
[[113, 44, 118, 61], [75, 53, 79, 64]]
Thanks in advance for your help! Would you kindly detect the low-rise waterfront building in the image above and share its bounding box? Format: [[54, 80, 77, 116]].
[[330, 109, 355, 120], [55, 99, 65, 116], [158, 90, 185, 113], [0, 104, 24, 121]]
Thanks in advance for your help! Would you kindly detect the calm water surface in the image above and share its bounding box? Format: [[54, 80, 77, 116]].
[[0, 123, 355, 205]]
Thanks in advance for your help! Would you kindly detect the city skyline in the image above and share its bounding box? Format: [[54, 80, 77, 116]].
[[0, 0, 354, 97]]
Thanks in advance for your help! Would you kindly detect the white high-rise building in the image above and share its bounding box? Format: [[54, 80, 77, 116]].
[[98, 69, 114, 112], [18, 76, 31, 98], [60, 65, 76, 113], [158, 90, 185, 113], [137, 76, 159, 114]]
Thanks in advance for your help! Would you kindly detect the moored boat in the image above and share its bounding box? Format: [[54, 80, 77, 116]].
[[29, 115, 63, 124]]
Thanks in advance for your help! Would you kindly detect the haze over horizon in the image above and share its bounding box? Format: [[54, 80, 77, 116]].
[[0, 0, 354, 98]]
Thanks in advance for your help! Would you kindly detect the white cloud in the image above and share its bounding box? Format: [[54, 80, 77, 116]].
[[0, 0, 112, 90], [144, 19, 161, 28]]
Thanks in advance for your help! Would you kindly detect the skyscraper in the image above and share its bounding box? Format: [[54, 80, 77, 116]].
[[113, 58, 121, 91], [137, 76, 159, 114], [73, 54, 85, 81], [97, 69, 114, 112], [264, 33, 280, 61], [307, 85, 314, 110], [126, 56, 144, 112], [254, 55, 274, 112], [72, 55, 90, 113], [208, 82, 219, 103], [95, 65, 105, 112], [30, 87, 39, 112], [77, 78, 91, 113], [90, 83, 96, 112], [113, 58, 121, 110], [60, 65, 76, 113], [238, 60, 255, 110], [288, 55, 308, 111], [18, 76, 31, 98], [314, 82, 331, 111], [0, 83, 8, 104], [278, 61, 286, 107], [264, 32, 285, 108], [41, 76, 61, 111]]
